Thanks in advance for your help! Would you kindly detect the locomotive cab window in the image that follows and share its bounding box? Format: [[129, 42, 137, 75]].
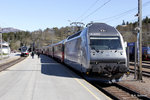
[[21, 47, 28, 52], [90, 36, 122, 50]]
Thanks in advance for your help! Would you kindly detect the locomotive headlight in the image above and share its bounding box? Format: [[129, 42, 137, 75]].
[[95, 62, 98, 64]]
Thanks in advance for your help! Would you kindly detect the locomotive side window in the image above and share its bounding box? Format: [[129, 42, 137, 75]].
[[2, 45, 8, 48], [90, 36, 122, 50]]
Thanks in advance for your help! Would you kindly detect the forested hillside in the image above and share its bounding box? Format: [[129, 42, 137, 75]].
[[117, 16, 150, 46], [2, 26, 76, 50], [2, 31, 31, 50]]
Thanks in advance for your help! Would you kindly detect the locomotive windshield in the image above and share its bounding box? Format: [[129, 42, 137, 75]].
[[21, 46, 27, 52], [90, 36, 122, 50]]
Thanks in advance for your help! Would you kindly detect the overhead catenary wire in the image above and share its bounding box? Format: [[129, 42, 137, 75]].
[[75, 0, 101, 22], [93, 0, 150, 23], [118, 1, 150, 21], [95, 7, 137, 22], [80, 0, 111, 22], [122, 14, 150, 24], [143, 0, 150, 7]]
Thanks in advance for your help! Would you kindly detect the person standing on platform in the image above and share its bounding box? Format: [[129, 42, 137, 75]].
[[31, 52, 34, 59], [37, 52, 40, 58]]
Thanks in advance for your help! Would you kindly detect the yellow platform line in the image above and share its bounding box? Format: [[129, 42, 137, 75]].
[[74, 78, 101, 100], [83, 80, 112, 100], [65, 69, 111, 100]]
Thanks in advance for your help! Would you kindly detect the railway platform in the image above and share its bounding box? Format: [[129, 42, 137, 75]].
[[0, 54, 111, 100]]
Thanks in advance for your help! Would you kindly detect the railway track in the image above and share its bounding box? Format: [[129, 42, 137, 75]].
[[142, 61, 150, 65], [129, 64, 150, 77], [130, 62, 150, 69], [0, 57, 26, 72], [129, 68, 150, 77], [93, 83, 150, 100], [129, 61, 150, 77]]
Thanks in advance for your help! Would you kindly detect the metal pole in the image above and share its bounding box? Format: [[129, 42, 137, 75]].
[[0, 32, 3, 59], [137, 0, 142, 80], [127, 46, 130, 69], [134, 42, 137, 79]]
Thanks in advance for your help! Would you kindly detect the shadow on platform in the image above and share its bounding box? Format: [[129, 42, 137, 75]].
[[15, 54, 21, 56], [40, 55, 80, 79]]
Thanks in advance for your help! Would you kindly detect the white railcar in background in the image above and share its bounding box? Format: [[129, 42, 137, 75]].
[[0, 41, 11, 55]]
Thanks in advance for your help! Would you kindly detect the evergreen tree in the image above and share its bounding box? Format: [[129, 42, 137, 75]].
[[122, 20, 125, 25], [126, 21, 129, 25], [143, 16, 149, 24]]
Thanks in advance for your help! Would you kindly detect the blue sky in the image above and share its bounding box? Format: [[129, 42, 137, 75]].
[[0, 0, 150, 31]]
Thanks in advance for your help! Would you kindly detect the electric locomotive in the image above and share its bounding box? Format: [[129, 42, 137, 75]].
[[20, 46, 29, 57], [64, 23, 128, 82]]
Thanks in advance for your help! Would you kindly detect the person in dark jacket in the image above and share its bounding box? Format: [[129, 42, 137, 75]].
[[37, 52, 40, 58], [31, 52, 34, 59]]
